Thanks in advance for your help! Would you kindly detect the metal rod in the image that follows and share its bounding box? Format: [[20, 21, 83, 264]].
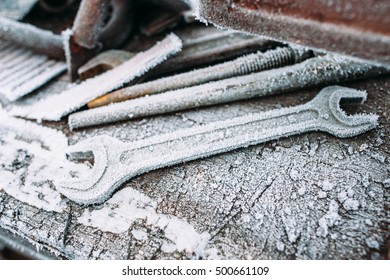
[[88, 46, 313, 108], [68, 54, 390, 129], [0, 17, 64, 60], [153, 37, 273, 76]]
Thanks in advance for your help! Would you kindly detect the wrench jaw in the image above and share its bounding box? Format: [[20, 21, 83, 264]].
[[54, 136, 120, 204], [313, 86, 378, 138]]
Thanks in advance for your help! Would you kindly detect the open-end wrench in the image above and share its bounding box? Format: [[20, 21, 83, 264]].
[[56, 86, 378, 205]]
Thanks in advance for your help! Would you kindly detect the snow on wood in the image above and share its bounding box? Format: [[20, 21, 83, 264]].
[[0, 109, 89, 212], [78, 187, 212, 257]]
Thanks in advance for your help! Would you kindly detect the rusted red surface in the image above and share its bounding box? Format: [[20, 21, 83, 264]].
[[67, 0, 134, 81], [199, 0, 390, 65], [232, 0, 390, 35]]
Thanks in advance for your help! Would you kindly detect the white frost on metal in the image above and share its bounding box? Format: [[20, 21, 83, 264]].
[[0, 0, 37, 20], [0, 40, 66, 102], [67, 54, 389, 129], [57, 86, 378, 205], [86, 46, 309, 108], [9, 33, 183, 121], [78, 187, 212, 257], [62, 28, 73, 80]]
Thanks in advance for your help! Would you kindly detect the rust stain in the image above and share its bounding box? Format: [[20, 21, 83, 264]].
[[231, 0, 390, 35], [201, 0, 390, 65]]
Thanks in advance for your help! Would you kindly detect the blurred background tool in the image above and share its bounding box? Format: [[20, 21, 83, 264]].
[[0, 16, 64, 60], [0, 40, 66, 103], [65, 0, 134, 81], [0, 0, 38, 20], [38, 0, 76, 14], [78, 28, 274, 81]]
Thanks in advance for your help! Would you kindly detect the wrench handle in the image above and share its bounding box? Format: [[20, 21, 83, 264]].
[[118, 104, 318, 173]]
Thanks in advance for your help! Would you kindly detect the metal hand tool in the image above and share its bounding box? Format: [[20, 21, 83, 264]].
[[10, 34, 183, 121], [57, 86, 378, 205], [66, 0, 134, 81], [0, 39, 66, 103], [77, 50, 135, 80], [146, 0, 191, 11], [0, 16, 64, 60], [198, 0, 390, 65], [140, 8, 185, 37], [76, 29, 273, 80], [68, 54, 390, 129]]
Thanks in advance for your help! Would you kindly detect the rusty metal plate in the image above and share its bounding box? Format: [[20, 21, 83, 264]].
[[198, 0, 390, 65]]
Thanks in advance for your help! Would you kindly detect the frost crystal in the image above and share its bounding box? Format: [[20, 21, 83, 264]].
[[57, 86, 378, 205], [0, 110, 89, 212], [0, 40, 66, 102], [10, 34, 183, 121], [68, 54, 388, 129], [78, 187, 212, 257]]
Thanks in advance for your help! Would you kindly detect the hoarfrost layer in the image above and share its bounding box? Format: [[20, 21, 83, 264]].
[[0, 110, 89, 212], [78, 187, 213, 257], [10, 34, 183, 121], [68, 54, 389, 129], [0, 40, 66, 103], [57, 86, 378, 205], [0, 82, 388, 259]]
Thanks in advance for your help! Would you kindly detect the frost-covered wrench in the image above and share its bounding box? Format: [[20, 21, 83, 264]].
[[56, 86, 378, 205]]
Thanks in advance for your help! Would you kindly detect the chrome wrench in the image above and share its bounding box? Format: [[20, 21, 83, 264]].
[[56, 86, 378, 204]]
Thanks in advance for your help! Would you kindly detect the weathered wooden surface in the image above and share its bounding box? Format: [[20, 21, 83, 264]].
[[0, 75, 389, 259]]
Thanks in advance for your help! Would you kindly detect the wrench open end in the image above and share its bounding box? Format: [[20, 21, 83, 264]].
[[55, 136, 115, 204], [311, 86, 378, 138], [66, 150, 94, 163]]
